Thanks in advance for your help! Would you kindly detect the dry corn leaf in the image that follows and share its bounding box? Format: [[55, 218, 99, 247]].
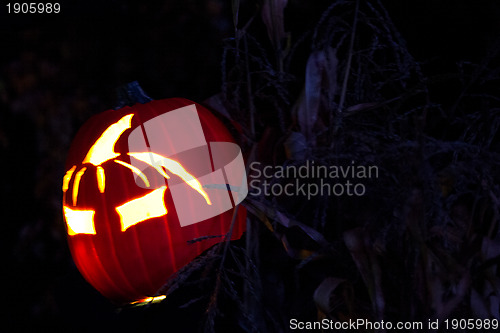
[[243, 197, 329, 247], [261, 0, 288, 49], [314, 277, 348, 317], [283, 131, 307, 160], [343, 228, 385, 319], [295, 47, 338, 143], [471, 285, 500, 319], [481, 236, 500, 261]]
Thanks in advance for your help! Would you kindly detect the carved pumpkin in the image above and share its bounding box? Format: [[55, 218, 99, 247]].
[[62, 98, 247, 304]]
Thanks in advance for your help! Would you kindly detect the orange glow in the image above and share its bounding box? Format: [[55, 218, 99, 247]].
[[96, 166, 105, 193], [129, 152, 212, 205], [62, 165, 76, 192], [65, 113, 212, 237], [83, 114, 133, 166], [67, 114, 134, 204], [72, 167, 87, 206], [63, 206, 96, 235], [114, 160, 150, 187], [115, 186, 168, 232], [130, 295, 167, 306]]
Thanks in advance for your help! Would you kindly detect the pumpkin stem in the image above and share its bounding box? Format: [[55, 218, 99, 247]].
[[114, 81, 153, 109]]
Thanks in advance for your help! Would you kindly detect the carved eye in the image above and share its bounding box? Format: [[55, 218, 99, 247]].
[[63, 206, 96, 235], [115, 186, 168, 232]]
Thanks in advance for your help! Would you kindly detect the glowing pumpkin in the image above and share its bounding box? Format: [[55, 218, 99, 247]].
[[62, 98, 247, 304]]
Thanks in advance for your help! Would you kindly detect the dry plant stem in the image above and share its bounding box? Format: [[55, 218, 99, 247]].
[[232, 0, 241, 110], [232, 0, 256, 138], [331, 0, 360, 145], [205, 204, 241, 329], [244, 144, 260, 326], [244, 34, 256, 139], [222, 204, 241, 271], [269, 0, 284, 72], [450, 38, 500, 119], [232, 0, 240, 34]]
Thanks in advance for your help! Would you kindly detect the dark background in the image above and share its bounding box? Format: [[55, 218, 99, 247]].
[[1, 0, 499, 331]]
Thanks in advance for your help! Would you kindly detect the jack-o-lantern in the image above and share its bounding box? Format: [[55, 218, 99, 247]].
[[62, 97, 247, 304]]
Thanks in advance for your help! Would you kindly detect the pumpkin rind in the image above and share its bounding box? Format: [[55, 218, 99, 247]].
[[62, 98, 246, 304]]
